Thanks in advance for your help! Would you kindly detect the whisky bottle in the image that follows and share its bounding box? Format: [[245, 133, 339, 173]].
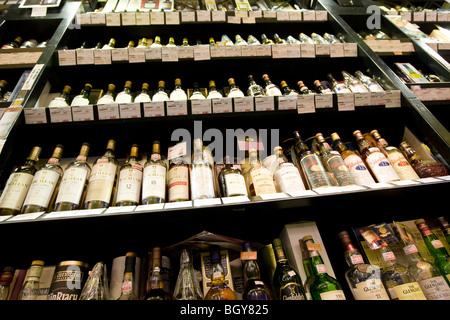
[[190, 138, 215, 200], [221, 34, 234, 45], [247, 35, 261, 45], [18, 260, 44, 300], [342, 71, 369, 93], [207, 80, 223, 99], [293, 131, 333, 189], [311, 136, 339, 187], [1, 36, 22, 49], [115, 145, 143, 206], [218, 156, 248, 197], [115, 81, 133, 103], [21, 39, 37, 48], [134, 83, 151, 103], [273, 33, 287, 44], [168, 156, 190, 202], [151, 36, 162, 47], [170, 78, 188, 100], [54, 143, 91, 211], [235, 34, 248, 46], [142, 141, 166, 204], [245, 148, 277, 196], [298, 33, 314, 44], [70, 84, 92, 106], [0, 266, 14, 300], [227, 78, 245, 98], [315, 133, 356, 186], [182, 38, 190, 46], [370, 130, 419, 180], [118, 252, 139, 300], [303, 236, 346, 300], [247, 75, 264, 97], [262, 74, 282, 96], [299, 238, 315, 300], [166, 37, 176, 47], [0, 146, 41, 216], [48, 86, 71, 108], [272, 146, 306, 193], [323, 33, 341, 43], [173, 248, 203, 300], [280, 81, 298, 96], [102, 38, 115, 49], [286, 35, 301, 44], [338, 231, 390, 300], [437, 217, 450, 245], [137, 38, 148, 48], [146, 248, 171, 300], [21, 145, 64, 214], [79, 262, 108, 300], [241, 242, 272, 300], [353, 130, 400, 183], [152, 81, 169, 102], [209, 37, 216, 46], [204, 245, 236, 300], [297, 81, 314, 94], [311, 33, 327, 44], [127, 41, 135, 48], [97, 84, 116, 105], [354, 71, 384, 92], [83, 139, 119, 209], [313, 80, 332, 94], [331, 132, 375, 185], [399, 141, 448, 178], [189, 82, 206, 100], [261, 34, 274, 45], [272, 238, 307, 300], [327, 74, 351, 93]]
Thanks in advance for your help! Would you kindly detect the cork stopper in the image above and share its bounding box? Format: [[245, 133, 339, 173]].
[[126, 252, 137, 257], [124, 81, 132, 89], [315, 133, 326, 143], [297, 80, 305, 87], [313, 80, 322, 87], [371, 129, 381, 139], [353, 130, 363, 139], [331, 132, 340, 141], [158, 80, 165, 89], [174, 78, 182, 86], [209, 80, 216, 88], [228, 78, 236, 86], [280, 80, 288, 88], [141, 83, 149, 91], [51, 144, 64, 159], [27, 146, 42, 161], [107, 84, 116, 92], [130, 144, 139, 158], [262, 74, 270, 81], [152, 141, 161, 154], [31, 260, 44, 266], [62, 85, 71, 94], [106, 139, 116, 151]]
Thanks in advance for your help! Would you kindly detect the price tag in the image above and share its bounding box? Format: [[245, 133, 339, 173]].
[[177, 46, 194, 59], [302, 10, 315, 21], [233, 96, 254, 112], [221, 196, 251, 204], [97, 103, 119, 120], [315, 93, 333, 108], [241, 45, 257, 57], [43, 211, 76, 219], [300, 43, 315, 58], [344, 43, 358, 57], [315, 10, 328, 21], [276, 11, 289, 21], [278, 95, 297, 110], [212, 11, 226, 22], [165, 11, 180, 24], [242, 16, 256, 24], [329, 43, 345, 57], [193, 198, 222, 207], [413, 11, 425, 22], [337, 93, 354, 111], [166, 100, 188, 116], [234, 11, 248, 18], [417, 177, 442, 184], [390, 180, 420, 186], [161, 46, 179, 62], [313, 186, 343, 194], [210, 46, 227, 58], [194, 45, 211, 61], [364, 182, 394, 189], [164, 201, 192, 209], [111, 48, 129, 61], [434, 87, 450, 100], [287, 190, 317, 197], [104, 205, 136, 214], [286, 44, 301, 58], [150, 11, 165, 24], [197, 10, 211, 22], [24, 108, 47, 124], [297, 94, 315, 113], [227, 16, 241, 24], [315, 43, 330, 55], [77, 49, 94, 65], [255, 44, 272, 56], [7, 211, 45, 221], [371, 92, 385, 106], [121, 12, 136, 25], [271, 44, 288, 58], [426, 11, 437, 21], [437, 175, 450, 181], [354, 92, 371, 106], [106, 13, 121, 26], [143, 101, 165, 117], [0, 215, 12, 222], [91, 13, 106, 24], [400, 11, 412, 21], [181, 11, 196, 22], [255, 96, 274, 111], [49, 107, 73, 123], [72, 105, 94, 121], [21, 63, 44, 91], [58, 50, 76, 66], [94, 49, 112, 65], [191, 99, 212, 114], [289, 10, 302, 21], [72, 208, 105, 217], [263, 11, 276, 19], [168, 141, 187, 160], [437, 11, 448, 22], [119, 103, 141, 118], [136, 12, 150, 25], [249, 11, 262, 18], [225, 45, 242, 57], [145, 47, 162, 60], [212, 98, 232, 113], [259, 193, 289, 200], [31, 6, 47, 17], [128, 48, 145, 63], [134, 203, 164, 211]]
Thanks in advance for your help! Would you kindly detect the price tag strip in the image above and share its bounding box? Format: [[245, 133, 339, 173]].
[[134, 203, 165, 212], [221, 196, 251, 204], [193, 198, 222, 207], [7, 211, 45, 222], [104, 206, 137, 214]]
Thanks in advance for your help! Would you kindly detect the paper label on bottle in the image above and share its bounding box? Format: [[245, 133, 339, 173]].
[[250, 168, 276, 195], [190, 166, 215, 199], [274, 165, 306, 193], [393, 282, 427, 300], [142, 165, 166, 201], [431, 239, 445, 249], [386, 150, 419, 180], [300, 154, 330, 189], [168, 165, 189, 202], [418, 276, 450, 300], [55, 167, 89, 205], [319, 290, 346, 300], [116, 168, 143, 203], [85, 162, 117, 203], [326, 155, 355, 186], [224, 173, 247, 196], [403, 244, 419, 255], [23, 169, 60, 208], [382, 251, 396, 262], [315, 264, 327, 274], [343, 154, 375, 185], [350, 254, 365, 265], [0, 172, 34, 210], [366, 151, 399, 183], [355, 279, 389, 300], [280, 282, 305, 300]]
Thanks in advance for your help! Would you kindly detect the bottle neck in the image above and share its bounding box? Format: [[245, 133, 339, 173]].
[[210, 260, 226, 286], [310, 254, 327, 277], [244, 260, 262, 282], [273, 245, 287, 263], [380, 246, 397, 267], [24, 159, 37, 168], [150, 258, 164, 290], [104, 148, 115, 159], [333, 139, 348, 153], [82, 90, 90, 99]]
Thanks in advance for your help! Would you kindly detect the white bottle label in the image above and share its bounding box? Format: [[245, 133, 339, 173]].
[[142, 165, 166, 200], [343, 154, 375, 185], [134, 93, 151, 103], [116, 168, 143, 203], [0, 172, 34, 210], [274, 164, 306, 193], [418, 276, 450, 300], [393, 282, 427, 300], [354, 279, 389, 300], [224, 173, 248, 196], [23, 169, 60, 208], [366, 149, 399, 182], [319, 290, 346, 300], [168, 166, 189, 201], [190, 166, 215, 199], [250, 168, 277, 195], [316, 264, 327, 274], [115, 92, 132, 103], [385, 148, 419, 180], [70, 96, 89, 106], [85, 162, 117, 203], [55, 167, 89, 205]]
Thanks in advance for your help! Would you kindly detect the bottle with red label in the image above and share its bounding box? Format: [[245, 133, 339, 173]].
[[115, 144, 143, 206]]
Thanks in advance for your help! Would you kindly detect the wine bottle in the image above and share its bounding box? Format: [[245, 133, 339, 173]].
[[18, 260, 44, 300], [247, 35, 261, 45], [0, 80, 7, 102], [311, 33, 327, 44], [1, 36, 22, 49], [166, 37, 176, 47], [79, 262, 109, 300], [0, 266, 14, 300], [342, 71, 368, 93], [151, 36, 162, 47], [280, 81, 298, 96], [247, 75, 264, 97], [115, 144, 143, 207], [190, 138, 215, 200], [273, 33, 287, 44], [182, 38, 190, 46], [207, 80, 223, 99], [297, 80, 314, 94], [261, 34, 274, 45], [298, 33, 314, 44], [48, 86, 71, 108], [115, 81, 133, 103], [221, 34, 234, 45], [173, 248, 203, 300], [437, 217, 450, 246], [241, 242, 272, 300], [118, 252, 139, 300], [245, 148, 277, 196], [145, 247, 171, 300], [168, 155, 190, 203], [142, 141, 166, 204], [152, 81, 169, 102], [137, 38, 148, 48], [327, 73, 351, 93], [227, 78, 245, 97], [102, 38, 115, 49], [323, 33, 341, 43], [235, 34, 248, 45], [262, 74, 282, 96], [273, 146, 306, 193], [134, 83, 151, 103], [70, 84, 92, 106], [354, 71, 384, 92], [190, 82, 206, 100], [399, 141, 448, 178], [127, 41, 135, 48], [209, 37, 216, 46], [97, 84, 116, 105], [286, 35, 301, 44], [170, 78, 187, 100], [204, 245, 236, 300], [218, 155, 248, 197], [313, 80, 332, 94]]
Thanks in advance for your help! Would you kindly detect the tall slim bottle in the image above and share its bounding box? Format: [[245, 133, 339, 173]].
[[342, 71, 368, 93], [21, 145, 64, 213], [241, 242, 272, 300], [245, 148, 277, 196], [0, 266, 14, 300], [145, 247, 171, 300], [167, 156, 190, 202], [437, 217, 450, 246], [204, 245, 236, 300], [115, 144, 143, 206], [142, 141, 166, 204], [18, 260, 44, 300], [218, 155, 248, 197], [0, 146, 41, 216], [118, 252, 138, 300], [190, 138, 215, 200], [173, 248, 203, 300], [272, 146, 306, 194]]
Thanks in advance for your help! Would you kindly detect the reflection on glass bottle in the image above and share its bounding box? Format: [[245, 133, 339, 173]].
[[70, 84, 92, 106], [190, 138, 215, 200], [48, 86, 71, 108], [241, 242, 272, 300], [152, 81, 169, 102], [173, 248, 203, 300], [97, 84, 116, 105], [19, 260, 44, 300], [79, 262, 109, 300], [218, 156, 248, 197], [0, 266, 14, 300], [227, 78, 245, 98], [146, 247, 171, 300]]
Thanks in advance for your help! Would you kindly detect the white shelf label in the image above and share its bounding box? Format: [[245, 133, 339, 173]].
[[259, 193, 289, 200], [111, 48, 129, 62], [210, 46, 227, 58], [225, 45, 242, 57], [221, 196, 250, 204], [21, 63, 44, 91], [58, 50, 76, 66], [143, 101, 165, 117], [181, 11, 195, 22], [212, 11, 226, 22], [425, 11, 437, 22], [191, 99, 212, 114], [413, 11, 425, 22], [313, 186, 343, 194], [49, 107, 73, 123], [72, 208, 105, 217], [24, 108, 47, 124], [302, 10, 315, 21], [390, 180, 420, 186], [136, 12, 150, 25], [128, 48, 145, 63], [276, 11, 289, 21], [329, 43, 345, 57], [263, 11, 276, 19], [364, 182, 394, 189], [119, 103, 141, 119], [106, 13, 121, 26], [77, 49, 94, 65], [94, 49, 112, 65], [121, 12, 136, 25], [289, 11, 302, 21], [315, 43, 330, 55], [194, 45, 211, 61], [72, 105, 94, 121], [162, 46, 179, 62], [315, 93, 333, 108], [145, 47, 162, 60], [166, 100, 188, 116], [297, 94, 315, 114], [90, 13, 106, 24], [286, 44, 301, 58], [233, 96, 254, 112], [254, 96, 274, 111], [43, 211, 76, 219], [255, 44, 271, 57], [212, 97, 232, 113], [177, 46, 194, 59], [344, 43, 358, 57], [315, 10, 328, 21], [271, 44, 288, 58], [98, 103, 119, 120], [354, 92, 371, 106], [278, 95, 297, 110], [7, 211, 45, 221], [241, 45, 257, 57], [104, 205, 136, 214], [300, 43, 315, 58], [371, 92, 385, 106], [227, 16, 241, 24], [134, 203, 164, 211], [249, 11, 262, 18], [150, 11, 165, 24], [197, 10, 211, 22], [193, 198, 222, 207], [287, 190, 317, 197], [416, 177, 442, 184], [337, 93, 354, 111], [0, 215, 12, 222], [385, 90, 401, 108], [164, 201, 192, 209], [242, 16, 256, 24], [165, 11, 180, 24]]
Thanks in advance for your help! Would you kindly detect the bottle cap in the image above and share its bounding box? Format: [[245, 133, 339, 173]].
[[247, 75, 254, 81], [313, 80, 321, 87], [209, 80, 216, 88], [63, 85, 71, 94], [155, 36, 161, 42], [52, 145, 64, 159], [280, 80, 287, 88], [130, 144, 139, 157], [107, 84, 116, 91], [0, 80, 7, 87], [353, 130, 362, 138], [330, 132, 340, 141], [262, 74, 269, 81], [415, 219, 426, 225], [84, 83, 92, 90], [158, 80, 165, 88], [106, 139, 116, 150], [128, 41, 135, 47], [142, 83, 149, 90], [31, 260, 45, 266], [174, 78, 182, 86], [272, 238, 282, 247], [28, 146, 42, 161], [124, 81, 132, 89], [109, 38, 115, 45], [302, 235, 313, 241], [370, 130, 381, 139], [125, 252, 137, 257], [152, 247, 161, 260], [297, 80, 305, 87], [228, 78, 236, 85]]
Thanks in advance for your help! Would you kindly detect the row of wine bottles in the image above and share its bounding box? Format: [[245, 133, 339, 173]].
[[1, 36, 49, 49], [46, 70, 386, 108], [2, 217, 450, 300], [0, 127, 447, 216]]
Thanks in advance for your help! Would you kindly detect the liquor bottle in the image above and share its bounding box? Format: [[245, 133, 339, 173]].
[[247, 35, 261, 45], [102, 38, 115, 49], [20, 39, 37, 48], [399, 141, 448, 178], [48, 86, 71, 108], [245, 148, 277, 196], [273, 33, 287, 44], [146, 247, 171, 300], [118, 252, 139, 300], [370, 130, 419, 180], [331, 132, 375, 186], [286, 35, 301, 44], [115, 81, 133, 103], [297, 81, 314, 94], [313, 80, 332, 94], [134, 83, 151, 103], [21, 145, 64, 214], [272, 146, 306, 193], [70, 84, 92, 106], [97, 84, 116, 105], [353, 130, 400, 183], [437, 217, 450, 245], [311, 136, 339, 187], [247, 75, 264, 97], [298, 33, 314, 44], [311, 33, 327, 44], [260, 34, 274, 45], [293, 131, 333, 189], [235, 34, 248, 45], [127, 41, 135, 48], [151, 36, 162, 47], [315, 133, 356, 186], [142, 141, 166, 204], [279, 81, 298, 96], [190, 138, 215, 200], [170, 78, 188, 100], [415, 219, 450, 286], [18, 260, 44, 300], [272, 238, 307, 300], [0, 80, 7, 100], [54, 143, 91, 211], [182, 38, 190, 46], [0, 146, 41, 216], [204, 245, 236, 300], [262, 74, 282, 96], [167, 37, 176, 47], [207, 80, 223, 99], [94, 42, 102, 49], [342, 71, 369, 93], [209, 37, 216, 46], [299, 238, 315, 300], [168, 155, 190, 203], [1, 36, 22, 49], [152, 81, 169, 102], [338, 231, 390, 300], [115, 145, 143, 206], [189, 82, 206, 100], [79, 262, 109, 300], [221, 35, 234, 45], [354, 71, 384, 92], [303, 236, 346, 300], [327, 74, 351, 93], [0, 266, 14, 300], [323, 33, 341, 43], [83, 139, 119, 209], [241, 242, 272, 300], [393, 221, 450, 300], [137, 38, 148, 48], [173, 248, 203, 300], [227, 78, 245, 98], [218, 156, 248, 197]]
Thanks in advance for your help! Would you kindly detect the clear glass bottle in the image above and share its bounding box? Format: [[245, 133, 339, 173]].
[[127, 41, 135, 48], [342, 71, 369, 93], [273, 33, 287, 44], [241, 242, 272, 300], [142, 141, 166, 204], [280, 81, 298, 96], [245, 148, 277, 196], [355, 71, 384, 92], [54, 143, 91, 211], [152, 81, 169, 102], [0, 146, 41, 216], [311, 33, 327, 44], [21, 145, 64, 214], [134, 83, 151, 103], [323, 33, 341, 43], [298, 33, 314, 44], [262, 74, 282, 96], [168, 156, 190, 203], [261, 34, 274, 45], [235, 34, 248, 45], [190, 82, 206, 100], [218, 155, 248, 197], [151, 36, 162, 47], [102, 38, 115, 49], [97, 84, 116, 105], [227, 78, 245, 98], [181, 38, 190, 46], [137, 38, 148, 48], [145, 247, 171, 300], [18, 260, 44, 300], [399, 141, 448, 178], [115, 144, 143, 207], [0, 266, 14, 300], [297, 80, 314, 94], [286, 35, 301, 44], [327, 73, 351, 93], [83, 139, 119, 209], [221, 34, 234, 45], [190, 138, 215, 200], [204, 245, 236, 300], [79, 262, 109, 300], [48, 86, 71, 108], [70, 84, 92, 106], [1, 36, 22, 49], [247, 35, 261, 45], [166, 37, 176, 47], [115, 81, 133, 103], [173, 248, 203, 300], [118, 252, 139, 300], [207, 80, 223, 99], [170, 78, 188, 100], [273, 146, 306, 194], [247, 75, 264, 97], [313, 80, 332, 94]]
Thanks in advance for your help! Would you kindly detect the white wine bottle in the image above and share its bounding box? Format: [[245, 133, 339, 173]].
[[207, 80, 223, 99], [142, 141, 167, 204], [262, 74, 282, 96], [115, 81, 133, 103], [151, 36, 162, 47], [115, 144, 143, 206], [189, 82, 206, 100], [102, 38, 115, 49], [48, 86, 71, 108], [97, 84, 116, 105], [134, 83, 151, 103], [227, 78, 245, 98], [170, 78, 187, 100], [152, 81, 169, 102], [166, 37, 176, 47], [70, 84, 92, 106], [190, 138, 215, 200]]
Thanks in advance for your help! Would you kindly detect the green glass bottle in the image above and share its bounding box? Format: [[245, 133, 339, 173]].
[[303, 236, 346, 300], [300, 238, 315, 300], [437, 217, 450, 246]]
